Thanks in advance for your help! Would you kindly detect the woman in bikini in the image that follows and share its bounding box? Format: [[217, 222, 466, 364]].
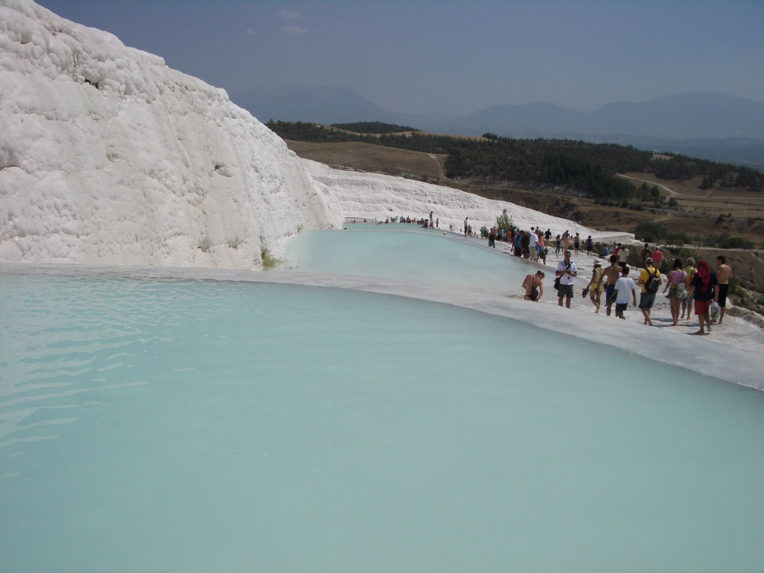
[[584, 260, 605, 313], [663, 258, 687, 326]]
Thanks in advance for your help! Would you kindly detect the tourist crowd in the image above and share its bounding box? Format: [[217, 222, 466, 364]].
[[353, 214, 733, 336], [514, 226, 733, 336]]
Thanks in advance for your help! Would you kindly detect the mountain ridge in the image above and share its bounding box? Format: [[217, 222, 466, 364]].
[[232, 86, 764, 168]]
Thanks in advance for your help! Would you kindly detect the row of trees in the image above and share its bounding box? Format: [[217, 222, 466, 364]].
[[266, 121, 362, 143], [652, 154, 763, 189], [331, 122, 419, 134], [443, 139, 651, 200]]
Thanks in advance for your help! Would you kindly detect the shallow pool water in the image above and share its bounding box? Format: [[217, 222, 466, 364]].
[[283, 222, 527, 292], [2, 269, 763, 572]]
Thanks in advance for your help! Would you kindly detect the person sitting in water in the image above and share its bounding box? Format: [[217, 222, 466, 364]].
[[522, 271, 545, 301]]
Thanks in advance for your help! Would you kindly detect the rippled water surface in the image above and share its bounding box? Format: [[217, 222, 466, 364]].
[[2, 260, 764, 571]]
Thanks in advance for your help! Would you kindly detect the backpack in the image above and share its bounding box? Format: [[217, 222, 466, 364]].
[[645, 269, 661, 293]]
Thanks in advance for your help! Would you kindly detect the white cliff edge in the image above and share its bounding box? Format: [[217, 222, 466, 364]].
[[0, 0, 343, 269]]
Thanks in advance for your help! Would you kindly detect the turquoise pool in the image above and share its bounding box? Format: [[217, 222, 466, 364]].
[[1, 229, 763, 572]]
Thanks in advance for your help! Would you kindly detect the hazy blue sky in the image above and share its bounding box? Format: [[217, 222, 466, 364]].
[[37, 0, 764, 115]]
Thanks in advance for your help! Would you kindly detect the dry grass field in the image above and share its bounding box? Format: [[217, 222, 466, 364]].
[[621, 173, 764, 228], [287, 140, 447, 181]]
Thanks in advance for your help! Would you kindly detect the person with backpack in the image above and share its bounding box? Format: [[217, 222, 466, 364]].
[[638, 258, 663, 326]]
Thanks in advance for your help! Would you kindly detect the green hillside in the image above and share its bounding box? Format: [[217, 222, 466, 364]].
[[267, 121, 764, 200]]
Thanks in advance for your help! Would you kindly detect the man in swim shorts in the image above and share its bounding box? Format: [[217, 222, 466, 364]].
[[603, 255, 621, 316], [715, 255, 733, 325], [522, 271, 545, 301]]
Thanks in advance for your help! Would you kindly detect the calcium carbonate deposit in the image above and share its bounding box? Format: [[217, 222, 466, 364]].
[[1, 0, 633, 270], [0, 0, 343, 268]]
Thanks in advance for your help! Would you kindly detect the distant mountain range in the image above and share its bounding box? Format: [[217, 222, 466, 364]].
[[232, 86, 764, 169], [235, 83, 398, 126]]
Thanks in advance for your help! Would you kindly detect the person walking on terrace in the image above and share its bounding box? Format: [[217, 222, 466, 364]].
[[663, 258, 687, 326], [584, 260, 605, 313], [715, 255, 733, 325], [651, 245, 664, 269], [687, 260, 718, 335], [608, 265, 638, 319], [638, 258, 662, 326], [555, 251, 577, 308], [680, 257, 697, 320], [603, 255, 622, 317]]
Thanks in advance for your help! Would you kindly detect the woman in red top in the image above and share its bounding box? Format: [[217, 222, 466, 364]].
[[687, 260, 718, 335]]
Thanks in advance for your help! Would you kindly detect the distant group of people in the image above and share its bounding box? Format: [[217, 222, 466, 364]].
[[512, 226, 552, 263], [477, 225, 555, 260], [551, 231, 596, 256], [367, 213, 442, 228]]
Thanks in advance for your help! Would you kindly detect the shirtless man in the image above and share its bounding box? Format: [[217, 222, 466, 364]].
[[715, 255, 733, 324], [522, 271, 545, 301], [603, 255, 622, 316]]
